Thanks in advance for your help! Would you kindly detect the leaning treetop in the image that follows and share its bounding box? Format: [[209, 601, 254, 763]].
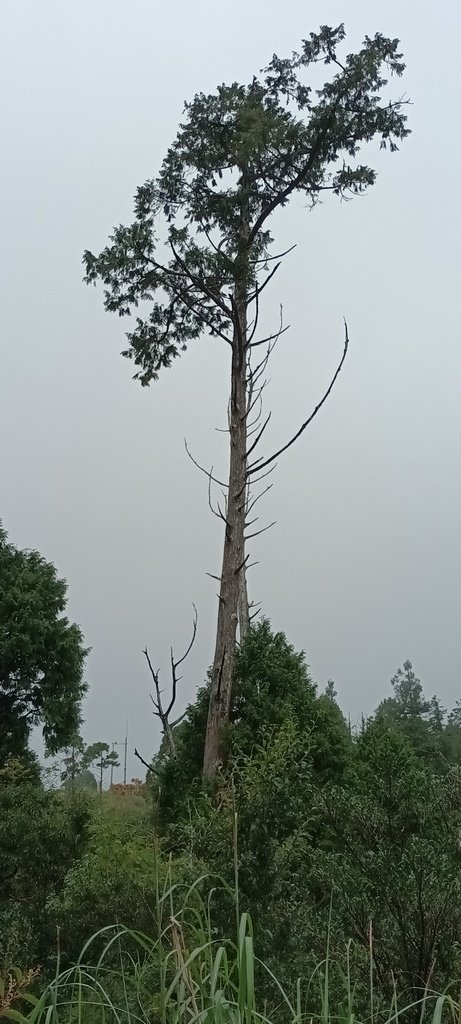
[[83, 25, 408, 385]]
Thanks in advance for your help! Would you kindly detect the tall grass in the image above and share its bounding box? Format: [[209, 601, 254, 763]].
[[2, 841, 460, 1024]]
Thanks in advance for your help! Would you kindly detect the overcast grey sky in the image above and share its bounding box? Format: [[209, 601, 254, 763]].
[[2, 0, 460, 780]]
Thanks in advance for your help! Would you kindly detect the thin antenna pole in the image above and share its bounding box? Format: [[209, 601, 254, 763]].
[[110, 742, 115, 787], [124, 720, 128, 785]]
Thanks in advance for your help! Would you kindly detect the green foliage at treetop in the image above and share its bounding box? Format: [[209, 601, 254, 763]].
[[83, 25, 409, 386], [153, 620, 350, 825]]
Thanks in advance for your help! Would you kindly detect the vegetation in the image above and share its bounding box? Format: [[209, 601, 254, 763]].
[[4, 20, 459, 1024], [0, 525, 88, 764]]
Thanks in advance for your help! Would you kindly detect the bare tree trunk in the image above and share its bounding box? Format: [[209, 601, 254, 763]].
[[238, 565, 250, 640], [203, 321, 248, 777], [203, 172, 252, 778]]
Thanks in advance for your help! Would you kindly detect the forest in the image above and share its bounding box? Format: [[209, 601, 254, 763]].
[[2, 16, 461, 1024]]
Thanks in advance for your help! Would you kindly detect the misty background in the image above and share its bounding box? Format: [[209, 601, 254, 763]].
[[1, 0, 460, 781]]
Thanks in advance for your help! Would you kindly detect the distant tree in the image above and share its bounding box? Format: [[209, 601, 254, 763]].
[[0, 525, 88, 765], [439, 700, 461, 766], [375, 660, 427, 747], [324, 680, 337, 701], [84, 742, 119, 794], [84, 25, 409, 777], [62, 768, 97, 792], [60, 734, 87, 791]]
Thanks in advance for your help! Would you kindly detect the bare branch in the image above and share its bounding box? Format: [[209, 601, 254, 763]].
[[134, 747, 153, 773], [246, 483, 273, 517], [142, 606, 198, 758], [170, 711, 187, 728], [250, 243, 297, 265], [249, 462, 278, 485], [208, 467, 228, 522], [234, 552, 251, 576], [184, 438, 228, 488], [143, 647, 163, 710], [172, 605, 198, 672], [250, 324, 290, 348], [245, 520, 277, 541], [245, 411, 272, 459], [247, 261, 281, 304], [165, 605, 198, 718], [247, 320, 349, 476]]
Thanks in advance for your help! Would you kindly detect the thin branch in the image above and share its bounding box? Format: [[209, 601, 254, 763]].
[[234, 552, 251, 576], [170, 711, 187, 728], [247, 319, 349, 476], [246, 483, 274, 517], [250, 324, 290, 348], [247, 261, 281, 305], [184, 438, 228, 488], [250, 243, 297, 265], [165, 605, 198, 718], [249, 462, 278, 485], [142, 606, 198, 757], [245, 411, 272, 459], [245, 520, 277, 541], [134, 748, 153, 773], [208, 467, 228, 522], [143, 647, 162, 710]]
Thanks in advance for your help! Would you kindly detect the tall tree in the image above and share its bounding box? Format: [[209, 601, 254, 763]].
[[84, 742, 119, 794], [0, 525, 88, 765], [84, 25, 409, 776]]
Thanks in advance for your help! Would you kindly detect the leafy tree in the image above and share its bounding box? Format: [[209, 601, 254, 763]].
[[46, 813, 200, 965], [0, 758, 92, 967], [375, 660, 432, 755], [60, 735, 112, 792], [154, 620, 349, 826], [312, 721, 461, 1001], [84, 26, 409, 777], [60, 734, 87, 790], [0, 525, 88, 765], [324, 679, 337, 701], [62, 768, 97, 792], [84, 742, 119, 794]]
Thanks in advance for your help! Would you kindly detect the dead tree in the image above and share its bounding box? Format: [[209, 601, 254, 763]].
[[84, 25, 409, 778], [141, 605, 198, 759]]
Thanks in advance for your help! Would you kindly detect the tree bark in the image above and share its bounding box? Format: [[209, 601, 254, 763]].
[[238, 564, 250, 640], [203, 313, 248, 777], [203, 171, 251, 778]]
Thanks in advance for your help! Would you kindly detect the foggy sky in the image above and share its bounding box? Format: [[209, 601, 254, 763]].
[[2, 0, 460, 782]]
